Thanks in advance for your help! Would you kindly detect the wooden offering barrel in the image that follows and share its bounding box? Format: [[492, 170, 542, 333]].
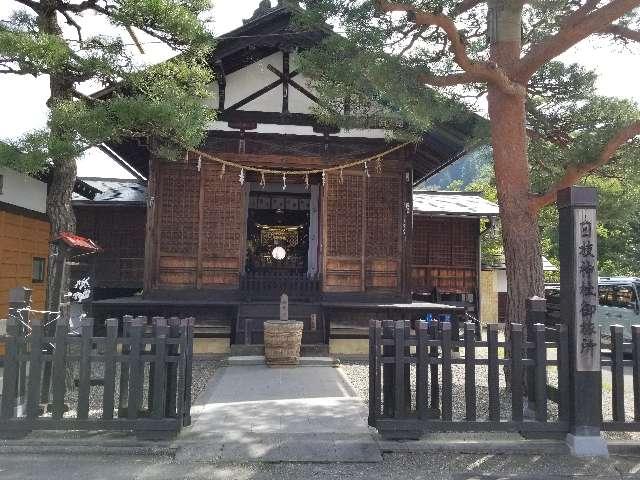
[[264, 320, 303, 366]]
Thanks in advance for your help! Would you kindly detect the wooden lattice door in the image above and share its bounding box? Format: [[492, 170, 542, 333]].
[[154, 157, 244, 289], [199, 163, 243, 288], [322, 171, 404, 294], [156, 160, 201, 287], [323, 172, 364, 292]]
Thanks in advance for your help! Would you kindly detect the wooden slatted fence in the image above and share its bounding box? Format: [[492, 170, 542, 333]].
[[368, 319, 570, 439], [0, 314, 194, 440], [601, 324, 640, 432]]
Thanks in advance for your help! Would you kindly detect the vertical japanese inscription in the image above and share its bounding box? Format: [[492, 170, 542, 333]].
[[575, 208, 599, 371]]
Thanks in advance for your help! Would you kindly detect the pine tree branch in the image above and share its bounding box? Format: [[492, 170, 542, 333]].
[[417, 71, 481, 87], [56, 0, 103, 14], [375, 0, 526, 96], [516, 0, 640, 82], [530, 120, 640, 210], [0, 66, 30, 74], [600, 24, 640, 42], [13, 0, 42, 12], [59, 9, 82, 44], [451, 0, 484, 16]]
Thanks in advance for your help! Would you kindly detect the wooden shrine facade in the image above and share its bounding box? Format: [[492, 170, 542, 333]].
[[143, 135, 411, 301]]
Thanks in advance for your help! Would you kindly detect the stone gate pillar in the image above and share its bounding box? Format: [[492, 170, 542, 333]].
[[557, 186, 608, 457]]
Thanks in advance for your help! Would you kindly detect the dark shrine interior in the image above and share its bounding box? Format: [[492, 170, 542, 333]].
[[245, 191, 311, 274]]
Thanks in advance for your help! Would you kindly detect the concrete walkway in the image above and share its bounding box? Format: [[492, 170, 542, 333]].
[[175, 363, 382, 463]]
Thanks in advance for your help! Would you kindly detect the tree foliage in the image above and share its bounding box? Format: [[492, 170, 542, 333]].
[[0, 0, 216, 310], [0, 0, 216, 173], [296, 1, 640, 321]]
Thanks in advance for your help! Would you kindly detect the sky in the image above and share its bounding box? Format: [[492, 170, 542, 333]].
[[0, 1, 638, 179]]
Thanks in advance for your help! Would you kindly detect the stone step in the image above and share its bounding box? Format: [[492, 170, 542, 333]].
[[230, 344, 329, 357]]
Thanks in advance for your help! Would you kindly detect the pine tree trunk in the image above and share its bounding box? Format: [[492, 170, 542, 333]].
[[45, 156, 77, 312], [39, 3, 77, 312], [487, 0, 545, 329]]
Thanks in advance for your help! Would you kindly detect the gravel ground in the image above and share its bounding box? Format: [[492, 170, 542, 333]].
[[41, 357, 223, 419]]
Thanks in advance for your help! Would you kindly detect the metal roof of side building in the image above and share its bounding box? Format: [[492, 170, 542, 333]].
[[72, 178, 147, 205], [413, 190, 499, 218]]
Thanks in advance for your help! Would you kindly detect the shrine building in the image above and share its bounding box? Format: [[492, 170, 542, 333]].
[[72, 2, 499, 355]]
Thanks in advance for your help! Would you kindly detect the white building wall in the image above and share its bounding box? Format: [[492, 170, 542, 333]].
[[205, 51, 388, 139], [0, 167, 47, 213], [208, 51, 319, 115]]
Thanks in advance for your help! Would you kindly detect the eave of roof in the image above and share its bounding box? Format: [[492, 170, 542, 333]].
[[413, 190, 499, 218], [72, 178, 147, 205]]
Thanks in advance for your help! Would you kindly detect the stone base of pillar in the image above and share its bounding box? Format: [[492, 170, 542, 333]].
[[566, 433, 609, 457]]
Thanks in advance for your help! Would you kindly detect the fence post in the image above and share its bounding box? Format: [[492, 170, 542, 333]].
[[76, 317, 94, 420], [26, 319, 43, 418], [382, 319, 395, 417], [0, 317, 28, 438], [51, 307, 69, 418], [127, 317, 145, 420], [102, 318, 119, 420], [183, 317, 195, 427], [525, 296, 546, 417], [9, 287, 31, 410], [1, 318, 18, 420], [118, 315, 133, 416], [368, 319, 378, 426], [166, 317, 180, 417], [557, 186, 607, 457]]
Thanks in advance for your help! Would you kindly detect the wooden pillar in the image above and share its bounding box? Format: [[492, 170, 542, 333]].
[[401, 153, 413, 301], [143, 151, 158, 294], [361, 172, 366, 292], [558, 186, 607, 457], [196, 154, 205, 289]]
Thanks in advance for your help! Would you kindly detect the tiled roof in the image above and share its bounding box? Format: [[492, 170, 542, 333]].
[[413, 191, 499, 217], [72, 178, 146, 204]]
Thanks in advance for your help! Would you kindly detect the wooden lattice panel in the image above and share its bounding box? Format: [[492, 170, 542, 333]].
[[365, 176, 401, 258], [411, 216, 479, 294], [201, 164, 243, 257], [427, 218, 452, 266], [158, 163, 200, 256], [450, 220, 477, 268], [74, 206, 145, 287], [326, 173, 363, 257], [412, 216, 430, 264], [413, 217, 477, 268]]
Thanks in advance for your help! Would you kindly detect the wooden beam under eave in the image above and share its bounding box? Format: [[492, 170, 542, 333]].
[[282, 50, 290, 114], [215, 61, 227, 111]]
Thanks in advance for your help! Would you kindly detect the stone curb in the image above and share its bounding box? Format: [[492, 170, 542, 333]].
[[0, 443, 177, 457], [226, 356, 337, 366], [379, 439, 640, 455], [378, 439, 571, 455], [606, 440, 640, 455]]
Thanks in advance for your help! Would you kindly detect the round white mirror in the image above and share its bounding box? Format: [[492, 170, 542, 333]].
[[271, 246, 286, 261]]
